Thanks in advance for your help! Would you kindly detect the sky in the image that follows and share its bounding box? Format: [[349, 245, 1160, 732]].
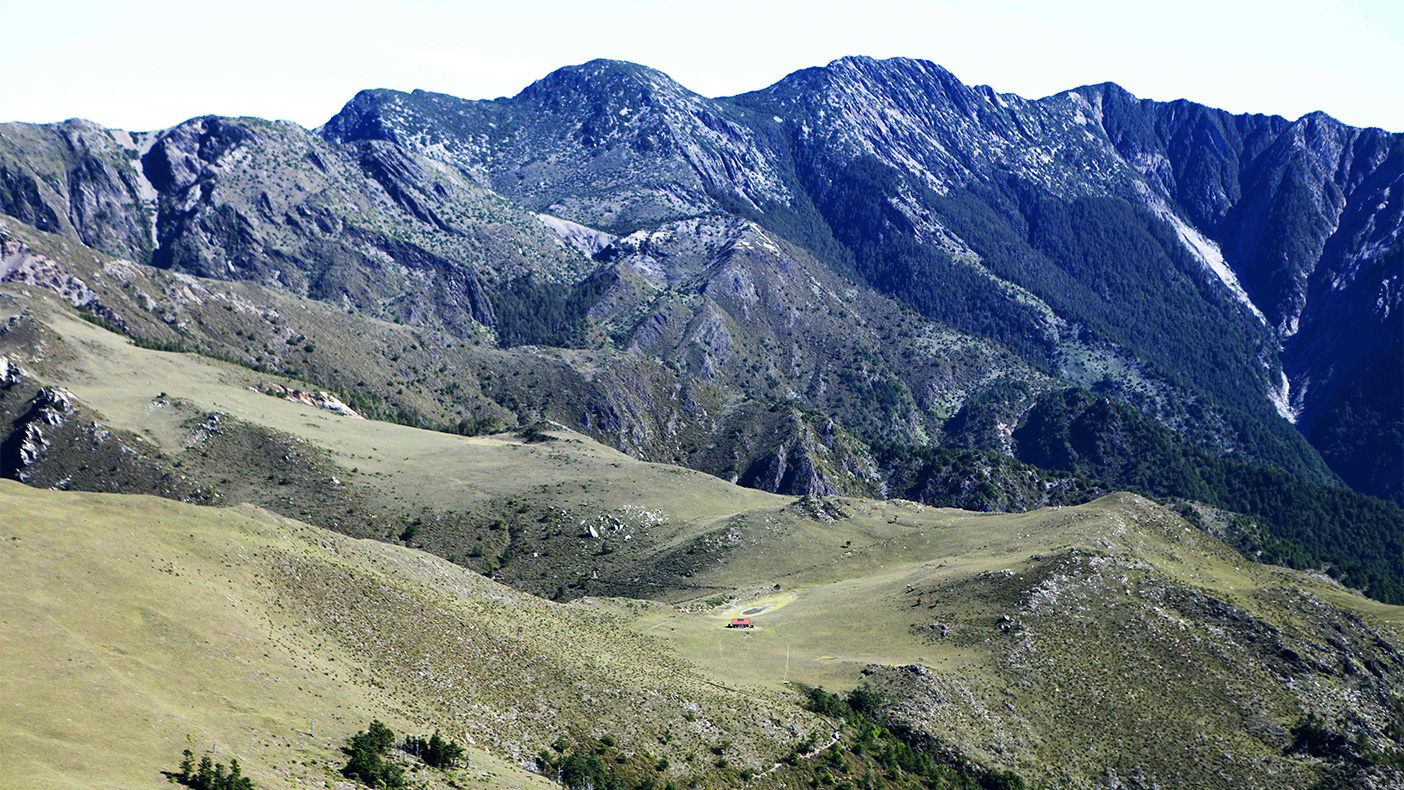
[[3, 0, 1401, 132]]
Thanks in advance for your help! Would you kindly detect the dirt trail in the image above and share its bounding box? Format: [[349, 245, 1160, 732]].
[[751, 725, 842, 780]]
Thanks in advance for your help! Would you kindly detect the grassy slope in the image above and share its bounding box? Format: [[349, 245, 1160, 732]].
[[1, 285, 775, 520], [628, 491, 1404, 690], [8, 469, 1398, 789], [4, 285, 1040, 599], [0, 482, 556, 790], [0, 482, 831, 790], [0, 288, 1118, 607], [10, 283, 1402, 635], [626, 492, 1404, 788]]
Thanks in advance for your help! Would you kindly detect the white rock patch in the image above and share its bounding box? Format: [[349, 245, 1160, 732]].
[[1268, 369, 1298, 424], [1137, 184, 1267, 327]]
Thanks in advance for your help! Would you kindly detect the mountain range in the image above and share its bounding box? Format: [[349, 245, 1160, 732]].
[[1, 55, 1402, 790], [2, 56, 1398, 592], [321, 56, 1401, 497]]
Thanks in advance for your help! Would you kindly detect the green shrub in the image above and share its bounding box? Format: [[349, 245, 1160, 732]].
[[167, 750, 255, 790], [402, 729, 466, 769]]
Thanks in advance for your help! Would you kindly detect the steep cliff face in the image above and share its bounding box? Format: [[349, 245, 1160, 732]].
[[1305, 335, 1403, 504], [739, 58, 1399, 491], [1, 115, 600, 336], [0, 119, 156, 260], [1074, 85, 1403, 498], [1087, 90, 1400, 344], [589, 215, 1053, 451], [324, 56, 1403, 489], [138, 115, 587, 333]]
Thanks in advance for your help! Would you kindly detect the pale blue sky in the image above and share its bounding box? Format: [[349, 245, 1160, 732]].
[[3, 0, 1400, 131]]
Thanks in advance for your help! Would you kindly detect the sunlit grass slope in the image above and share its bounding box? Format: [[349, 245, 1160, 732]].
[[0, 482, 824, 790]]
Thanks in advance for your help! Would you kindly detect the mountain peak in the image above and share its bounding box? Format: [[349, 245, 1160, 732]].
[[552, 58, 667, 78], [518, 58, 695, 103], [754, 54, 978, 115], [321, 87, 404, 144], [822, 55, 964, 87]]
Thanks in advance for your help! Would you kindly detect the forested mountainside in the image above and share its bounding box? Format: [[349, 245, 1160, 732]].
[[1, 56, 1399, 600]]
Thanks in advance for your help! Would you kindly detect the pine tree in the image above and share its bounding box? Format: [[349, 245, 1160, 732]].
[[343, 721, 406, 788], [365, 720, 394, 754]]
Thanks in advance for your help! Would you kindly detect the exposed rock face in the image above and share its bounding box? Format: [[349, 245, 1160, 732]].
[[271, 385, 363, 419], [326, 56, 1398, 494], [0, 120, 155, 260], [742, 58, 1398, 490], [536, 213, 615, 257], [323, 60, 792, 229], [735, 412, 841, 497], [0, 366, 204, 499], [0, 356, 19, 387], [137, 116, 518, 333], [1, 115, 600, 337], [2, 234, 100, 309], [1080, 88, 1402, 498]]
